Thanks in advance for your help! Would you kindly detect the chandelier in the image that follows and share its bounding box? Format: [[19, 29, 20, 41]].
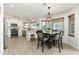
[[46, 6, 52, 20]]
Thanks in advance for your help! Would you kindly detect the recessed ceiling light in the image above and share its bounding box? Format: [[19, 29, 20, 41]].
[[42, 3, 47, 6], [10, 4, 14, 8], [25, 12, 29, 15], [42, 3, 53, 8], [20, 16, 22, 18], [9, 11, 12, 14]]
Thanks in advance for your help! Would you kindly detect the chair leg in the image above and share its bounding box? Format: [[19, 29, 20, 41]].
[[56, 40, 57, 44], [42, 41, 44, 53], [53, 40, 55, 46], [55, 40, 57, 46], [37, 40, 39, 49], [58, 40, 61, 52], [61, 41, 63, 49]]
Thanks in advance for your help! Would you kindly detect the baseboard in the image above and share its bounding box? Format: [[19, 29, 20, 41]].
[[67, 42, 79, 49], [63, 40, 67, 43], [62, 39, 79, 49], [0, 52, 3, 55]]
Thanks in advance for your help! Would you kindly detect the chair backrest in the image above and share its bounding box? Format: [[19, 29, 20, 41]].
[[36, 30, 43, 34], [36, 30, 43, 40], [52, 30, 57, 32], [55, 31, 63, 41], [60, 31, 63, 40], [54, 33, 60, 40]]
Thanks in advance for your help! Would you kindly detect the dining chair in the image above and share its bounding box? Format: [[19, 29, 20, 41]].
[[52, 31, 63, 52], [60, 31, 64, 49], [36, 30, 49, 53], [52, 30, 57, 32]]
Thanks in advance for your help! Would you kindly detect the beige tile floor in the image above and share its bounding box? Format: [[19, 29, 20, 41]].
[[4, 37, 79, 55]]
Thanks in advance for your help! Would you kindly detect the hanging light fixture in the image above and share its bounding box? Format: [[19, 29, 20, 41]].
[[42, 3, 53, 21], [46, 6, 52, 20]]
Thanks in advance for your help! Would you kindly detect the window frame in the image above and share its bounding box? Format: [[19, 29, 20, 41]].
[[52, 17, 64, 33], [68, 14, 75, 37]]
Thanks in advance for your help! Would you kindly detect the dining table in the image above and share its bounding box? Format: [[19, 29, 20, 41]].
[[43, 30, 60, 49]]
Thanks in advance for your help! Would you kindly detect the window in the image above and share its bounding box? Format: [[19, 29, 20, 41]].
[[54, 22, 64, 31], [41, 20, 51, 30], [52, 18, 64, 32], [68, 14, 75, 37], [31, 22, 37, 29], [23, 22, 29, 29]]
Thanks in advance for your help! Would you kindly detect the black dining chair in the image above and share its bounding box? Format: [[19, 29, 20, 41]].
[[52, 30, 57, 32], [52, 31, 63, 52], [60, 31, 64, 49], [36, 30, 49, 53]]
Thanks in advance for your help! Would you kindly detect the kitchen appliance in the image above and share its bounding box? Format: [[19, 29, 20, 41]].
[[11, 23, 18, 37]]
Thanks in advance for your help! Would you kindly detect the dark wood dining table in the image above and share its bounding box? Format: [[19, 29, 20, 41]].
[[43, 31, 60, 49]]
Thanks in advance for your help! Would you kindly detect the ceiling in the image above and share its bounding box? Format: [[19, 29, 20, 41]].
[[4, 3, 79, 21]]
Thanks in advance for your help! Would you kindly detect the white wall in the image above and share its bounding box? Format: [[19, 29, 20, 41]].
[[4, 14, 24, 38], [7, 18, 23, 38], [0, 3, 3, 55], [74, 6, 79, 49], [52, 5, 79, 49]]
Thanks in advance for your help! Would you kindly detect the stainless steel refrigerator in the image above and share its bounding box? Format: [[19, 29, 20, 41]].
[[4, 17, 8, 49]]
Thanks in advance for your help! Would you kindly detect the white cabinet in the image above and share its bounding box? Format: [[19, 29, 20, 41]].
[[26, 30, 37, 41]]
